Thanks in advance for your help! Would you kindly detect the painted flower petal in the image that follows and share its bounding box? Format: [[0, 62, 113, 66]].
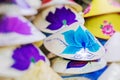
[[74, 26, 89, 47], [27, 44, 45, 62], [47, 23, 63, 30], [54, 7, 77, 25], [11, 60, 30, 70], [62, 46, 82, 54], [46, 12, 63, 30], [0, 16, 31, 35], [85, 30, 100, 52], [67, 60, 88, 68], [66, 8, 77, 25], [12, 44, 45, 71], [46, 12, 60, 23], [62, 30, 78, 46], [46, 7, 77, 30]]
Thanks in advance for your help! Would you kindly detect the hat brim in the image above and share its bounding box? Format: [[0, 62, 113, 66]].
[[84, 0, 120, 17]]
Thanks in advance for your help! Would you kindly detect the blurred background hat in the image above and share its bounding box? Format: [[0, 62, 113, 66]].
[[102, 32, 120, 62], [0, 44, 49, 78], [0, 15, 46, 46], [84, 0, 120, 17], [0, 0, 41, 16]]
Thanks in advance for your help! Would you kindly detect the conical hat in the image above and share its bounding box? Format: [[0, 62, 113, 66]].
[[0, 44, 50, 78], [41, 0, 82, 12], [0, 0, 39, 16], [84, 0, 120, 17], [33, 5, 84, 34], [85, 13, 120, 39], [0, 15, 46, 46], [44, 22, 105, 61], [16, 61, 62, 80], [98, 63, 120, 80], [102, 32, 120, 62], [51, 57, 106, 74], [62, 66, 107, 80]]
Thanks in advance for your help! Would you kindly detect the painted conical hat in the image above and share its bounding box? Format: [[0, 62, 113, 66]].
[[44, 22, 105, 61], [84, 0, 120, 17], [0, 44, 50, 78], [102, 32, 120, 62], [51, 57, 106, 74], [85, 13, 120, 39], [33, 5, 84, 34], [0, 0, 39, 16], [0, 15, 46, 46]]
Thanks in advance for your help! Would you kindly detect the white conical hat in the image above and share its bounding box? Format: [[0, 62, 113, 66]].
[[33, 5, 84, 34], [44, 22, 105, 60], [0, 0, 40, 16], [51, 57, 106, 74], [98, 63, 120, 80], [103, 32, 120, 62], [0, 44, 50, 78], [0, 15, 46, 46], [16, 61, 62, 80]]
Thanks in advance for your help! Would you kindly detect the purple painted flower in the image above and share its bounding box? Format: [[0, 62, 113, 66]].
[[0, 16, 31, 35], [67, 60, 88, 68], [67, 59, 100, 69], [11, 44, 45, 71], [46, 7, 77, 30]]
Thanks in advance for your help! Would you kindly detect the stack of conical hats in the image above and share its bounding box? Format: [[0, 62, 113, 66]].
[[0, 0, 63, 80], [84, 0, 120, 64], [84, 0, 120, 39], [32, 0, 107, 79]]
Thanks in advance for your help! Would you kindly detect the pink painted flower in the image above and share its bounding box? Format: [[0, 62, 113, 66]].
[[108, 0, 120, 7], [84, 5, 91, 14], [100, 21, 115, 36]]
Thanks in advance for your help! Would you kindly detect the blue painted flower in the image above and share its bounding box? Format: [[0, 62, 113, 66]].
[[62, 26, 100, 54], [0, 16, 31, 35], [11, 44, 45, 71], [46, 7, 77, 30]]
